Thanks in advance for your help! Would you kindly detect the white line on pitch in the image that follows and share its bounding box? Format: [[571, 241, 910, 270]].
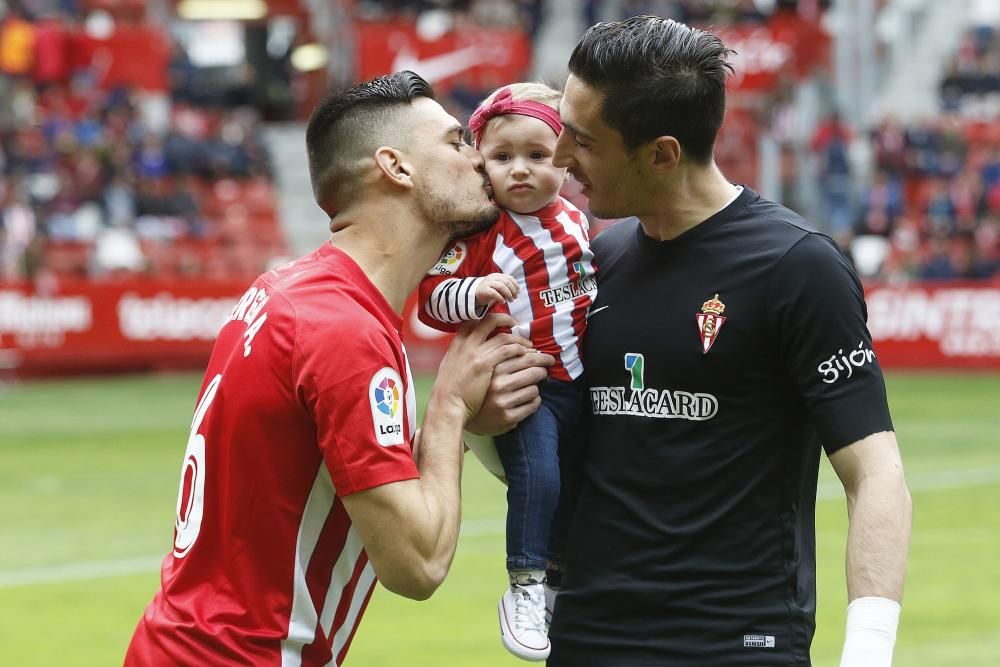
[[2, 466, 999, 589], [817, 464, 1000, 500], [0, 555, 163, 589]]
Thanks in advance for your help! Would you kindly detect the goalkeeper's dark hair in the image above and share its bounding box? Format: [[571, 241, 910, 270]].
[[568, 15, 734, 163], [306, 71, 436, 214]]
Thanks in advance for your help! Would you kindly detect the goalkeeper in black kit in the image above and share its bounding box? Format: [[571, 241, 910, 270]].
[[470, 15, 912, 667]]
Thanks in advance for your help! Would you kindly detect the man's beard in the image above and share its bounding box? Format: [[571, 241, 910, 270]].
[[422, 189, 501, 241]]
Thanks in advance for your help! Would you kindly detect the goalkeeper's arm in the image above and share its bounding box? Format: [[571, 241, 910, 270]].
[[829, 431, 912, 667]]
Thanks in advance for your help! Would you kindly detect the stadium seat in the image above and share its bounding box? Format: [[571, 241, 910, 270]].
[[43, 241, 92, 277]]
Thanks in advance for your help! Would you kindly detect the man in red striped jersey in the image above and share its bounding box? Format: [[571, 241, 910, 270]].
[[124, 71, 552, 667]]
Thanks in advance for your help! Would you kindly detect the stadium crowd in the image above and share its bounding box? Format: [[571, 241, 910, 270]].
[[354, 0, 800, 36], [812, 11, 1000, 283], [850, 113, 1000, 281], [1, 0, 998, 284], [357, 0, 547, 37], [0, 1, 279, 283]]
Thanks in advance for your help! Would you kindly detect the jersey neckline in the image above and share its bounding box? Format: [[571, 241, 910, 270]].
[[634, 184, 758, 252], [521, 197, 563, 219], [317, 241, 403, 331]]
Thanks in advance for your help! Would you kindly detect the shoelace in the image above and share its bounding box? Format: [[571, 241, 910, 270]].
[[511, 586, 546, 630]]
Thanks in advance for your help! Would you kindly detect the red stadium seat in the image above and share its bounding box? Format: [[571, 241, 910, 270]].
[[43, 241, 92, 277]]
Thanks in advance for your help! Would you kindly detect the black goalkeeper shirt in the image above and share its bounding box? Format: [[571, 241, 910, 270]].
[[548, 187, 893, 665]]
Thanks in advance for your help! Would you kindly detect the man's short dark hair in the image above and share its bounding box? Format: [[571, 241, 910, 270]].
[[568, 15, 734, 163], [306, 71, 435, 213]]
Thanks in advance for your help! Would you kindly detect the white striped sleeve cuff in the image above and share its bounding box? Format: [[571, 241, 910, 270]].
[[424, 277, 486, 324]]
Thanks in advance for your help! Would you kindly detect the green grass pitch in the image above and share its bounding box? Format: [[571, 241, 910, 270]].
[[1, 371, 998, 665]]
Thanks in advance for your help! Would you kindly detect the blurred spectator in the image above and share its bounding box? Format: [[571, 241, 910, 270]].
[[811, 111, 854, 235], [935, 115, 968, 178], [940, 60, 968, 113], [923, 177, 958, 236], [32, 11, 70, 86], [977, 213, 1000, 273], [134, 133, 168, 180], [981, 145, 1000, 203], [871, 114, 907, 177], [0, 5, 36, 129], [104, 169, 137, 227], [857, 169, 903, 237], [877, 217, 923, 284], [1, 185, 37, 279], [950, 167, 985, 229], [134, 176, 201, 240], [905, 118, 941, 175], [0, 7, 35, 78]]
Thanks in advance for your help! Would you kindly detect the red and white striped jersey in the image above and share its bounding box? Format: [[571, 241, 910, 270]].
[[125, 242, 419, 667], [418, 197, 596, 382]]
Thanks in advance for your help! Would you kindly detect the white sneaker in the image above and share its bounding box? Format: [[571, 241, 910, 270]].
[[498, 582, 550, 661], [543, 582, 559, 632]]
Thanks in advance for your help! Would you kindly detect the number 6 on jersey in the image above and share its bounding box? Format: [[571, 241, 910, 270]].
[[173, 374, 222, 558]]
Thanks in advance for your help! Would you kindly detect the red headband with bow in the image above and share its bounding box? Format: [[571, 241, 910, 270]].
[[468, 87, 563, 148]]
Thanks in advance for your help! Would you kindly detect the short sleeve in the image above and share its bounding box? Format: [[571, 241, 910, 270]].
[[296, 322, 419, 496], [768, 233, 894, 454]]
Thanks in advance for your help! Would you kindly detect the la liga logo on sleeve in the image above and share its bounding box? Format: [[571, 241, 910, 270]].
[[369, 367, 405, 446], [428, 241, 467, 276]]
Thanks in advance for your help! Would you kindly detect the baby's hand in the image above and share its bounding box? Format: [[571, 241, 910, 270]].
[[475, 273, 519, 307]]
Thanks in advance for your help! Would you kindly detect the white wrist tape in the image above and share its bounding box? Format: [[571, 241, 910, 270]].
[[839, 596, 901, 667]]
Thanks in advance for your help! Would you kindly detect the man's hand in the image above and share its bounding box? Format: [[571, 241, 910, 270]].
[[344, 314, 535, 602], [475, 272, 519, 308], [433, 313, 534, 422], [465, 349, 555, 436]]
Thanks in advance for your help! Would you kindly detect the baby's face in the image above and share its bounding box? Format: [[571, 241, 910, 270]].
[[478, 114, 566, 215]]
